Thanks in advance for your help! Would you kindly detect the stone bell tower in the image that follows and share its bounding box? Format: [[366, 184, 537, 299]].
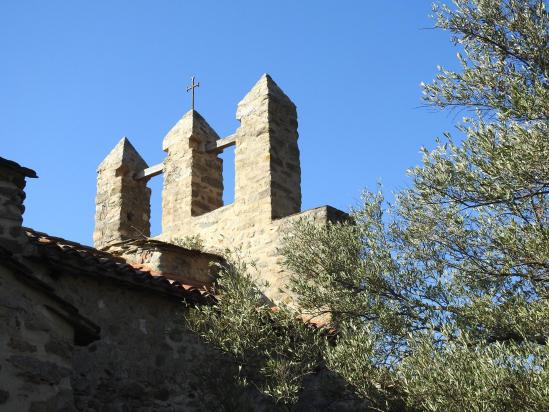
[[158, 74, 301, 239], [93, 74, 345, 303]]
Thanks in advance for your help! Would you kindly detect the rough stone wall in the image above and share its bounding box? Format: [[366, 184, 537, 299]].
[[10, 252, 365, 412], [162, 204, 344, 303], [0, 265, 76, 412], [25, 263, 278, 412], [107, 240, 222, 286], [93, 137, 151, 250]]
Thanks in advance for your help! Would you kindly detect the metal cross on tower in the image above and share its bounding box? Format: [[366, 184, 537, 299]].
[[186, 76, 200, 111]]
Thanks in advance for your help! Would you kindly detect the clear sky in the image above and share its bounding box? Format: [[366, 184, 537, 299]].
[[1, 1, 460, 245]]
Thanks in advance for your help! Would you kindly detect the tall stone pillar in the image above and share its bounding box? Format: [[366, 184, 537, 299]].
[[93, 137, 151, 250], [161, 110, 223, 236], [235, 74, 301, 221]]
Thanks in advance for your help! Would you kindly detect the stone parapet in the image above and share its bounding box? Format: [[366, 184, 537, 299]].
[[106, 238, 223, 287]]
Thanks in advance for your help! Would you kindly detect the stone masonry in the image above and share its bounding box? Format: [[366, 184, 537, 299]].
[[162, 110, 223, 233], [93, 137, 151, 250], [94, 74, 346, 303], [0, 79, 368, 410]]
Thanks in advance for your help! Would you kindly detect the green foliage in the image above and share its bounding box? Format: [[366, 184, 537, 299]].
[[187, 253, 324, 405], [171, 234, 205, 251], [189, 1, 548, 410], [398, 332, 549, 411]]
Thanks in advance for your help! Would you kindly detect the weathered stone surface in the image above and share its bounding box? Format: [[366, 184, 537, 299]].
[[29, 390, 76, 412], [8, 336, 37, 353], [8, 355, 71, 385], [41, 270, 274, 411], [0, 261, 77, 412], [45, 335, 74, 359], [0, 389, 9, 404], [162, 110, 223, 235], [93, 137, 151, 250]]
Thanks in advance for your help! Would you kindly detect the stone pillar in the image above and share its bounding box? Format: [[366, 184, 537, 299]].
[[235, 74, 301, 221], [162, 110, 223, 235], [93, 137, 151, 250], [0, 157, 37, 252]]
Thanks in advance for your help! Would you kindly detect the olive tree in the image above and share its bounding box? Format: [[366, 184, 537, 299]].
[[189, 1, 549, 410]]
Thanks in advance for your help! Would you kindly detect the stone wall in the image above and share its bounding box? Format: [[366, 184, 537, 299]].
[[0, 263, 76, 412], [2, 239, 366, 412], [106, 238, 222, 286], [163, 205, 346, 303], [25, 260, 277, 412], [17, 249, 366, 412]]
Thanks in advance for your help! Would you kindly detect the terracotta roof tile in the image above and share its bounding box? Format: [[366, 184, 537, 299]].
[[24, 227, 213, 305]]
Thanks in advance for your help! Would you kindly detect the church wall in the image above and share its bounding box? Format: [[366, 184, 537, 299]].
[[33, 269, 277, 412], [0, 265, 76, 412], [28, 264, 366, 412], [1, 245, 366, 412], [161, 205, 346, 304]]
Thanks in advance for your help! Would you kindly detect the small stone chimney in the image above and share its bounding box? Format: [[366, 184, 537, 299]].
[[93, 137, 151, 250], [0, 157, 37, 252]]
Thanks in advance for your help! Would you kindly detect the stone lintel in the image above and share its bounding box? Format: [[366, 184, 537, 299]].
[[134, 163, 164, 181], [205, 134, 236, 152]]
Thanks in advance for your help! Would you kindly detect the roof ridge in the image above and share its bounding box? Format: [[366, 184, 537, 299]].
[[23, 227, 214, 304]]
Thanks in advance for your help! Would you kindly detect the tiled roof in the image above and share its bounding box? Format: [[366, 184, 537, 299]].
[[24, 228, 213, 305], [110, 237, 222, 260]]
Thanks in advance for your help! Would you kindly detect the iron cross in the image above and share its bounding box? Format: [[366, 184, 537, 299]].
[[186, 76, 200, 111]]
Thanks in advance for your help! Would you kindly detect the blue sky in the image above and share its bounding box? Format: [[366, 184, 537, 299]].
[[1, 1, 460, 245]]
